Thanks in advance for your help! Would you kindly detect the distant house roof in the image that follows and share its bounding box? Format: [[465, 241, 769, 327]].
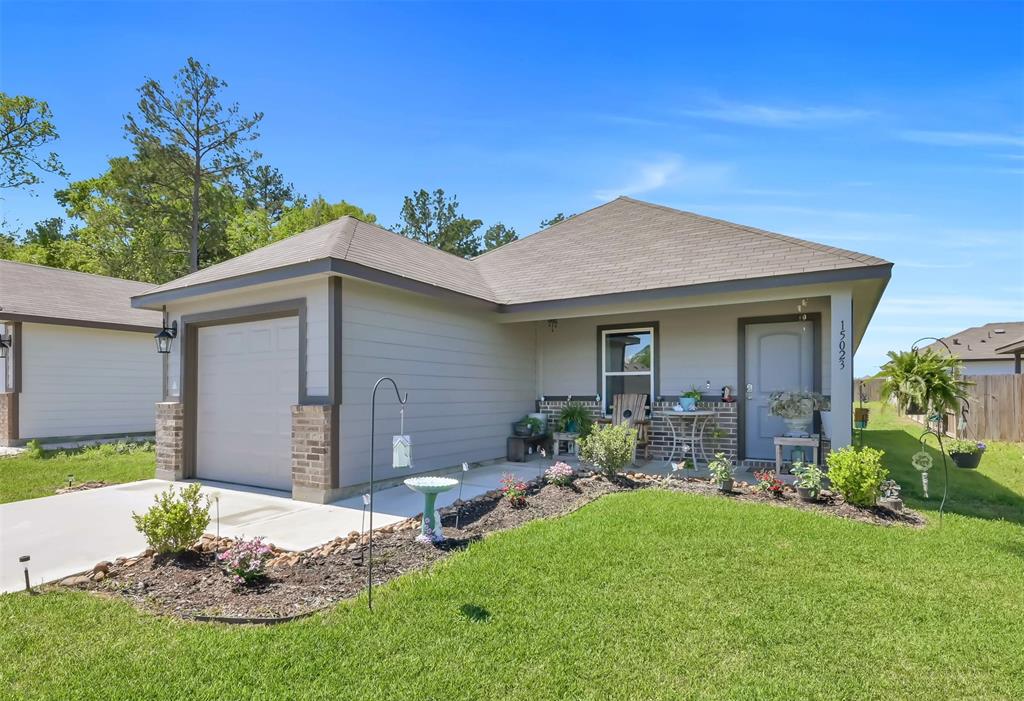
[[0, 260, 161, 332], [134, 197, 892, 310], [925, 322, 1024, 362], [995, 335, 1024, 356]]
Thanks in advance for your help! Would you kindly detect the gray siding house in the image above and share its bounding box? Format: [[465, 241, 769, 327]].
[[132, 197, 891, 502]]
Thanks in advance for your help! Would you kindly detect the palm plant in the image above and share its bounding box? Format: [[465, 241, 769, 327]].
[[876, 348, 970, 416]]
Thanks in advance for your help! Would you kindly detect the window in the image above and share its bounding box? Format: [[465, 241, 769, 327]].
[[601, 326, 654, 415]]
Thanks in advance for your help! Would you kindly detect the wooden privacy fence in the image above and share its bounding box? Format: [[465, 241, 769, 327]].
[[959, 374, 1024, 442]]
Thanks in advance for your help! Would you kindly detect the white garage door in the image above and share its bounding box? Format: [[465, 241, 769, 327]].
[[196, 317, 299, 491]]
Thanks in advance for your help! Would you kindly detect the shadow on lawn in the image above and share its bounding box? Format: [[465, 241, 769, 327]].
[[866, 429, 1024, 525]]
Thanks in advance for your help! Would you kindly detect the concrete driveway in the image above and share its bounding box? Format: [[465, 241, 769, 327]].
[[0, 462, 542, 594]]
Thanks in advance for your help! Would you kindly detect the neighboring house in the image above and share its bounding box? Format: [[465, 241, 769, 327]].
[[0, 261, 163, 446], [925, 322, 1024, 375], [132, 197, 891, 502]]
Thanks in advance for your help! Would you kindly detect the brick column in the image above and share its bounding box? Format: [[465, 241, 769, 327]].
[[0, 393, 18, 447], [155, 402, 184, 481], [291, 404, 340, 503]]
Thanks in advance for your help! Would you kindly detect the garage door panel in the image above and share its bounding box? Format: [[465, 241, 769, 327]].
[[196, 317, 298, 492]]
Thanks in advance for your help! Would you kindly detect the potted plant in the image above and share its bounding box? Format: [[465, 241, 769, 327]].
[[679, 386, 703, 412], [791, 461, 825, 501], [878, 479, 903, 512], [946, 438, 986, 469], [707, 452, 735, 492], [877, 348, 970, 418], [512, 418, 532, 437], [769, 390, 826, 436], [558, 401, 593, 436]]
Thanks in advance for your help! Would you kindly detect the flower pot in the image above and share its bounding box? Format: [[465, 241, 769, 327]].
[[718, 477, 734, 493], [512, 421, 532, 437], [784, 416, 811, 437], [950, 447, 984, 469], [819, 411, 832, 440], [679, 397, 697, 411], [796, 486, 818, 502]]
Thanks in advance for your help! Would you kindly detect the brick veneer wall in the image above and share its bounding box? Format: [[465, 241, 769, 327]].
[[291, 404, 336, 501], [155, 402, 184, 480], [536, 398, 738, 462], [0, 393, 17, 446]]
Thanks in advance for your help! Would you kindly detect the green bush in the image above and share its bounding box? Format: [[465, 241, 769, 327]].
[[578, 422, 636, 477], [131, 483, 211, 554], [24, 439, 45, 459], [826, 446, 888, 507]]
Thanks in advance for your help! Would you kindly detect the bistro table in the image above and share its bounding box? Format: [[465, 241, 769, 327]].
[[656, 410, 716, 467]]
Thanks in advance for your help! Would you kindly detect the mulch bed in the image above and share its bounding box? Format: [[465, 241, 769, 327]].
[[60, 470, 922, 621]]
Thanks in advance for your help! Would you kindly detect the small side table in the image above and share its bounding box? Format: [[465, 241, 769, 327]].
[[773, 435, 820, 474], [552, 431, 580, 457]]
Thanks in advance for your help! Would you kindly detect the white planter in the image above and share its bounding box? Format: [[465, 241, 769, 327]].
[[819, 411, 832, 439], [784, 416, 812, 437]]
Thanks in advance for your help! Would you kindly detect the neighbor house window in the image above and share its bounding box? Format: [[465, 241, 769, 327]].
[[601, 326, 654, 415]]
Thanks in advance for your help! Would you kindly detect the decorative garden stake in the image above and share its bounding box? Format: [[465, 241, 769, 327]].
[[455, 463, 469, 530], [19, 555, 32, 593], [367, 377, 409, 611], [912, 451, 933, 499]]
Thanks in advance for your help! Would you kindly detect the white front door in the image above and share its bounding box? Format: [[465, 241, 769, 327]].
[[743, 320, 814, 460], [196, 317, 299, 491]]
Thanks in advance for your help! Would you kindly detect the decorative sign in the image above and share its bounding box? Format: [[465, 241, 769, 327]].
[[838, 320, 848, 371], [392, 435, 411, 469]]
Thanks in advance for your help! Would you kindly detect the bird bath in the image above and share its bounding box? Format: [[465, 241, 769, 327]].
[[403, 476, 459, 542]]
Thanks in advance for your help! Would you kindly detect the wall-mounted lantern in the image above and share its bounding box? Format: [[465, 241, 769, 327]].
[[0, 333, 11, 359], [154, 321, 177, 354]]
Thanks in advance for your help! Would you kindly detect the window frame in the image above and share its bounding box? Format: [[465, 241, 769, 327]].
[[599, 324, 656, 416]]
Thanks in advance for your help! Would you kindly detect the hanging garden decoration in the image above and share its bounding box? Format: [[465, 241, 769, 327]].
[[911, 450, 933, 498]]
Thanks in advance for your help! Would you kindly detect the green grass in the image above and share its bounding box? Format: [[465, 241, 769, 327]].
[[0, 445, 155, 504], [1, 412, 1021, 700]]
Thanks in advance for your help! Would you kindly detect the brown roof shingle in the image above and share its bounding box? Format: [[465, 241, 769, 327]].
[[926, 321, 1024, 362], [0, 260, 161, 331]]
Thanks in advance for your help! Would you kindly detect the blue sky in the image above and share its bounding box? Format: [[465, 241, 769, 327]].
[[2, 1, 1022, 373]]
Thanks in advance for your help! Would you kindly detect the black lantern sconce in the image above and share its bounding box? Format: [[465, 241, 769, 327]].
[[154, 320, 177, 354], [0, 333, 11, 359]]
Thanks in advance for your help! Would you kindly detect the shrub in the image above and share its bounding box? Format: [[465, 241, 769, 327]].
[[218, 537, 273, 585], [753, 470, 785, 496], [499, 472, 528, 508], [946, 438, 985, 455], [578, 422, 636, 477], [706, 452, 734, 484], [132, 483, 211, 554], [791, 461, 825, 495], [545, 462, 575, 486], [826, 446, 887, 507], [24, 439, 45, 459]]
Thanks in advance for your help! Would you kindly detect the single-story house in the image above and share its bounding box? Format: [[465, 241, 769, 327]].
[[925, 322, 1024, 375], [132, 197, 891, 502], [0, 260, 164, 446]]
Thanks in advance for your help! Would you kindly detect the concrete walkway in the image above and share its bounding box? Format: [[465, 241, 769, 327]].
[[0, 462, 543, 594]]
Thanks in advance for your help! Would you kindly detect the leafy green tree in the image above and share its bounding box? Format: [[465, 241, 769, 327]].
[[0, 92, 67, 190], [540, 212, 574, 228], [393, 188, 483, 257], [226, 196, 376, 257], [241, 164, 298, 222], [124, 57, 262, 272], [482, 222, 517, 251]]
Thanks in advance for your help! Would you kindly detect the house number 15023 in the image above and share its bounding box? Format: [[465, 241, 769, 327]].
[[838, 320, 847, 370]]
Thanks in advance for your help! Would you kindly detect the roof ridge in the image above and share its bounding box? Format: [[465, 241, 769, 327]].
[[472, 198, 626, 260], [0, 258, 154, 287], [617, 196, 889, 267]]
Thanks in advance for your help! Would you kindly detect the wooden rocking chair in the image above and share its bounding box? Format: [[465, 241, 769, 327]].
[[597, 393, 651, 461]]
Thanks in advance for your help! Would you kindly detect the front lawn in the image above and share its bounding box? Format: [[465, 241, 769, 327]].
[[0, 444, 155, 504], [0, 413, 1021, 700]]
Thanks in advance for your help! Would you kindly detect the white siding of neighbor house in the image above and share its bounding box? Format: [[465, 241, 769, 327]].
[[162, 276, 330, 399], [961, 359, 1016, 376], [339, 278, 536, 487], [18, 323, 162, 439], [538, 297, 832, 399]]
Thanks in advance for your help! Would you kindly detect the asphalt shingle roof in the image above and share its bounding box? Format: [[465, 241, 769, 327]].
[[136, 197, 892, 307], [925, 321, 1024, 361], [0, 260, 161, 330]]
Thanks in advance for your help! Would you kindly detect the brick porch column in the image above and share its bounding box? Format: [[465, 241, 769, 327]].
[[0, 393, 18, 447], [291, 404, 341, 503], [155, 402, 184, 481]]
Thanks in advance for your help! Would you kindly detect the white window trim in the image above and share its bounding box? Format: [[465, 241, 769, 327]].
[[601, 326, 655, 416]]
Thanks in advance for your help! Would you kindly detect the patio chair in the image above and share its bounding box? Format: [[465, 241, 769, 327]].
[[597, 393, 651, 461]]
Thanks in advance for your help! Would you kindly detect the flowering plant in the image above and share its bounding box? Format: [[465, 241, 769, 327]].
[[946, 439, 985, 455], [217, 536, 273, 585], [706, 452, 735, 484], [790, 461, 824, 494], [500, 472, 528, 508], [545, 462, 575, 487], [753, 470, 785, 496], [768, 391, 826, 419]]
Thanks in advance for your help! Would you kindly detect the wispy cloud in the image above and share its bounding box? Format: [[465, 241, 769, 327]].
[[592, 156, 732, 201], [679, 100, 874, 127], [898, 129, 1024, 147]]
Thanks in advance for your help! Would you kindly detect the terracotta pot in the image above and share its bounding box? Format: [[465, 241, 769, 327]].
[[950, 447, 984, 469]]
